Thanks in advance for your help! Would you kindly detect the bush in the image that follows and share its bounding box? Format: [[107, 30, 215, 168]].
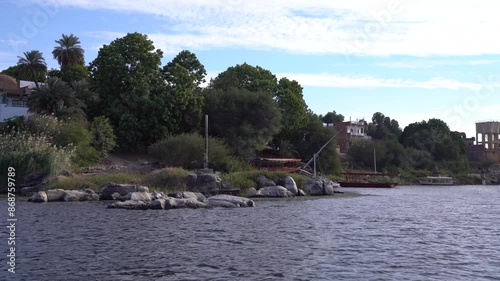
[[140, 167, 191, 192], [90, 116, 116, 155], [148, 133, 250, 172], [0, 131, 74, 186]]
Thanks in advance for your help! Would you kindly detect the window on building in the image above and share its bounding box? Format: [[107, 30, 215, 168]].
[[12, 100, 27, 107]]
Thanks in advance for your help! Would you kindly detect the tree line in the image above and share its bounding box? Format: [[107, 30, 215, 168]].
[[1, 32, 471, 177]]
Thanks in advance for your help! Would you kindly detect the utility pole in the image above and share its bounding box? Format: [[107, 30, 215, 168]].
[[204, 115, 208, 169]]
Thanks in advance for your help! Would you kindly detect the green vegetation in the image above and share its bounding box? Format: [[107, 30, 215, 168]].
[[0, 130, 74, 184], [44, 172, 141, 192], [148, 133, 250, 173], [1, 32, 478, 187]]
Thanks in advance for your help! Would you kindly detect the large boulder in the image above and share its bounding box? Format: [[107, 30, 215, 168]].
[[256, 186, 293, 198], [186, 171, 222, 195], [302, 178, 339, 196], [100, 183, 149, 200], [46, 189, 67, 202], [148, 199, 166, 210], [108, 200, 148, 210], [256, 175, 276, 187], [165, 198, 209, 209], [122, 192, 152, 201], [284, 176, 298, 195], [246, 187, 258, 198], [168, 191, 206, 202], [63, 189, 100, 202], [31, 191, 48, 203], [20, 186, 38, 196], [207, 195, 255, 208]]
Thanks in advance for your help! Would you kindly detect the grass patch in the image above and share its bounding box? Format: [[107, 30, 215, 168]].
[[140, 167, 191, 192], [44, 172, 141, 192]]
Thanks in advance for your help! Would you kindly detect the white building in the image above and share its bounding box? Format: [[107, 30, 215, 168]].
[[0, 75, 36, 122]]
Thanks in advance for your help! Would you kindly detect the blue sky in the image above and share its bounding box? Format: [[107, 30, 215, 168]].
[[1, 0, 499, 139]]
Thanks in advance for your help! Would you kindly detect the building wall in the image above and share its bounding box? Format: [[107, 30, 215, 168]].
[[0, 104, 30, 121]]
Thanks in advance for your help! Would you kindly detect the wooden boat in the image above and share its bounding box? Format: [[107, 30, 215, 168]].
[[419, 176, 454, 186], [253, 158, 303, 173], [337, 172, 399, 188]]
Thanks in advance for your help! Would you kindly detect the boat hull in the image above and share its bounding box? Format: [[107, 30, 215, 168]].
[[338, 181, 398, 188]]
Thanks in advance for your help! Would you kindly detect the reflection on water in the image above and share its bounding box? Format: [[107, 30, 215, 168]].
[[1, 185, 500, 280]]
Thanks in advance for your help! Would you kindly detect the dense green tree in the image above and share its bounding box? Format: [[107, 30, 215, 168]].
[[399, 118, 465, 162], [1, 65, 40, 81], [89, 116, 117, 155], [89, 32, 172, 151], [367, 112, 401, 140], [208, 63, 277, 94], [275, 78, 309, 135], [321, 111, 345, 124], [17, 50, 47, 88], [291, 113, 341, 175], [27, 77, 85, 119], [204, 87, 282, 158], [52, 34, 84, 72], [162, 50, 206, 133]]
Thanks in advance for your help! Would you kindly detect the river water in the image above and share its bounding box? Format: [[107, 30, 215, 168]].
[[1, 185, 500, 281]]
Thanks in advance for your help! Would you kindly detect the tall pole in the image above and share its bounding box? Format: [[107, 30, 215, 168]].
[[204, 115, 208, 169], [313, 153, 317, 177], [374, 147, 377, 173]]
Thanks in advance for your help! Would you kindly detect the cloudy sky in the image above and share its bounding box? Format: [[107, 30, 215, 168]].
[[1, 0, 499, 138]]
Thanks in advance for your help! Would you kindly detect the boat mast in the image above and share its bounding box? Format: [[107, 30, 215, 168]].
[[302, 127, 345, 175]]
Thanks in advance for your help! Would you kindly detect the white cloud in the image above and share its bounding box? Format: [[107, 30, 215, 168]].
[[275, 73, 499, 90], [376, 60, 500, 69], [31, 0, 500, 56]]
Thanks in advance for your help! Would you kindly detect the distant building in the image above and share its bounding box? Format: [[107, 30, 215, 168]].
[[452, 131, 475, 147], [325, 120, 370, 153], [474, 121, 500, 162], [0, 74, 37, 122]]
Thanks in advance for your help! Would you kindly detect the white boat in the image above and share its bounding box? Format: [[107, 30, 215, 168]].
[[419, 175, 454, 186]]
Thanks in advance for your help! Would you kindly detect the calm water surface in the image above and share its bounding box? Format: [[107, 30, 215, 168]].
[[1, 185, 500, 280]]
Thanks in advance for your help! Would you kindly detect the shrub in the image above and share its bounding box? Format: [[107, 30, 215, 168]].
[[0, 130, 74, 186], [89, 116, 116, 155], [148, 133, 250, 172], [140, 167, 191, 192]]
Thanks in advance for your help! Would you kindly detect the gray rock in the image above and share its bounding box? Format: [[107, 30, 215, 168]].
[[100, 183, 149, 200], [20, 186, 37, 196], [256, 186, 293, 198], [168, 198, 209, 209], [62, 190, 100, 202], [257, 175, 276, 187], [107, 200, 149, 210], [111, 192, 122, 200], [46, 189, 66, 202], [150, 191, 164, 200], [186, 171, 222, 195], [148, 199, 166, 210], [207, 195, 255, 208], [284, 176, 298, 195], [298, 189, 307, 196], [246, 187, 258, 198], [31, 191, 48, 203], [122, 192, 152, 201], [22, 172, 44, 187], [302, 178, 339, 196]]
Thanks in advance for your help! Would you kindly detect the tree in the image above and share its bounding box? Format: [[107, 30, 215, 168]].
[[321, 111, 345, 124], [1, 65, 37, 81], [291, 113, 341, 175], [204, 87, 282, 158], [17, 50, 47, 88], [89, 32, 170, 151], [27, 77, 85, 119], [52, 34, 84, 72], [367, 112, 401, 140], [399, 119, 465, 162], [162, 50, 207, 133], [208, 63, 277, 94]]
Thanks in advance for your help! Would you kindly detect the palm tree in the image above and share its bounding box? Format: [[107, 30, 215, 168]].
[[17, 50, 47, 88], [27, 77, 85, 119], [52, 34, 84, 72]]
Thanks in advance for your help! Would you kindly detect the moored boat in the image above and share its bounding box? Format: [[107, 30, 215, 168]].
[[419, 175, 454, 186], [337, 172, 399, 188]]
